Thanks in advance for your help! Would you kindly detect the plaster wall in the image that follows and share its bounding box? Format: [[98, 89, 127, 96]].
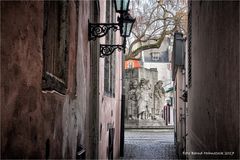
[[186, 1, 239, 159], [98, 0, 122, 158], [1, 1, 92, 159]]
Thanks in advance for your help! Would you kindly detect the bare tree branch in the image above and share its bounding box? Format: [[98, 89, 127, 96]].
[[125, 0, 187, 60]]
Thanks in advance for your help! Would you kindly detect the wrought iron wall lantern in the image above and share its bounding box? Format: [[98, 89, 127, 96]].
[[118, 12, 135, 37], [88, 0, 135, 57]]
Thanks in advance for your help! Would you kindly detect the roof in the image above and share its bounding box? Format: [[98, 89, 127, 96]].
[[125, 60, 141, 69]]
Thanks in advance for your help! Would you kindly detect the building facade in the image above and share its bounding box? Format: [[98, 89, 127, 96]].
[[142, 38, 172, 84], [1, 0, 123, 159], [172, 1, 239, 159], [142, 38, 174, 126], [172, 32, 187, 158], [186, 1, 239, 159]]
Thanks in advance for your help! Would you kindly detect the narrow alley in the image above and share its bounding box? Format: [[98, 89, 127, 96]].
[[1, 0, 239, 159], [124, 129, 177, 159]]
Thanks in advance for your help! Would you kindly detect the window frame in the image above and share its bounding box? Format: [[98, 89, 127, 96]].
[[42, 1, 69, 94]]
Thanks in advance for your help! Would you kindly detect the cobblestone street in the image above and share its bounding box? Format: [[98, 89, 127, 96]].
[[124, 129, 178, 159]]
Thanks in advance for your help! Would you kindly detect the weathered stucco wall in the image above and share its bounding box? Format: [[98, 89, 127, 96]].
[[1, 1, 91, 159], [1, 2, 45, 158], [187, 1, 239, 159], [98, 0, 122, 158], [1, 1, 122, 159]]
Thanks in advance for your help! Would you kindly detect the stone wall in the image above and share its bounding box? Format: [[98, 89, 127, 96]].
[[186, 1, 239, 159]]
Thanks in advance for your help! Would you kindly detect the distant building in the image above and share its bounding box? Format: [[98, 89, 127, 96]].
[[125, 60, 141, 69], [126, 37, 175, 126], [142, 37, 173, 90], [142, 37, 174, 117]]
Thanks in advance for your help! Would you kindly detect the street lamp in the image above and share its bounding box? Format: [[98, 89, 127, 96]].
[[118, 12, 135, 37], [88, 0, 135, 57], [114, 0, 130, 13], [99, 13, 135, 57]]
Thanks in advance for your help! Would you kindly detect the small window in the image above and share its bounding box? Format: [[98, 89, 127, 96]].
[[42, 1, 69, 94], [128, 62, 133, 69], [151, 52, 160, 61]]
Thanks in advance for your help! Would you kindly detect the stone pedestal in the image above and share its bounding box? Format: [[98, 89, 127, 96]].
[[125, 118, 174, 129]]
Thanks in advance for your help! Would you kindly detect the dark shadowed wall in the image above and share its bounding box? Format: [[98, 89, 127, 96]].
[[186, 1, 239, 159]]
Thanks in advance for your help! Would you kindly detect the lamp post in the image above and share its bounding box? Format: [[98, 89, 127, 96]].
[[88, 0, 132, 41], [88, 0, 135, 57], [100, 15, 134, 57]]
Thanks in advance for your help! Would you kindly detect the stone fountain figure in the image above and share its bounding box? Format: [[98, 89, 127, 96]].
[[127, 79, 138, 120], [136, 78, 153, 120], [154, 80, 165, 118]]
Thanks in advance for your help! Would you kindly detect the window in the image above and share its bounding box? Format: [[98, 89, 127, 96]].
[[42, 1, 69, 94], [151, 52, 160, 61], [104, 0, 116, 97], [128, 61, 133, 69]]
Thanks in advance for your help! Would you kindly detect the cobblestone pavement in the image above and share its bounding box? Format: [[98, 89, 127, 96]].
[[123, 129, 178, 160]]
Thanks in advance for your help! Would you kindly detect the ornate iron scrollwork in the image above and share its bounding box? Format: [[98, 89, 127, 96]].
[[100, 44, 124, 57], [88, 22, 120, 41]]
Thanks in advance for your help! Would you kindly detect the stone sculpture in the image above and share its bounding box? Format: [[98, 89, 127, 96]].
[[136, 78, 153, 120], [154, 80, 165, 118], [127, 80, 138, 120]]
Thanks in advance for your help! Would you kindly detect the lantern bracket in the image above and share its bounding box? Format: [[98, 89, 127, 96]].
[[88, 22, 120, 41]]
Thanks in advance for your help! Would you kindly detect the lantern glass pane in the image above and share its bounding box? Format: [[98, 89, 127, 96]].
[[115, 0, 129, 12], [126, 22, 132, 36], [122, 0, 129, 11], [121, 22, 126, 36], [115, 0, 121, 11]]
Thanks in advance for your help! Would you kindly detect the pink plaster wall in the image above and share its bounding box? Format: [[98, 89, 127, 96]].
[[98, 1, 122, 158], [1, 0, 122, 158], [1, 1, 92, 159], [1, 0, 123, 159]]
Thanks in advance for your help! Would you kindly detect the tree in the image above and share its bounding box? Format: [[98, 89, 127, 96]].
[[126, 0, 187, 60]]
